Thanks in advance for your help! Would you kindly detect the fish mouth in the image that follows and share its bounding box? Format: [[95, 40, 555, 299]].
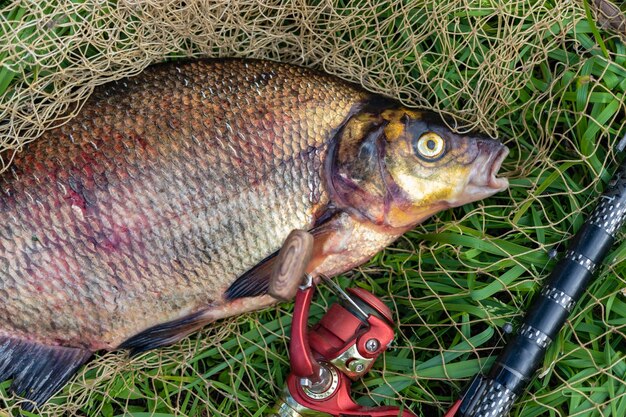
[[468, 141, 509, 192], [450, 141, 509, 206], [487, 145, 509, 190], [440, 141, 509, 210]]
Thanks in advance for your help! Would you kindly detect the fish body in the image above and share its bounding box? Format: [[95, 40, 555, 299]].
[[0, 59, 508, 407]]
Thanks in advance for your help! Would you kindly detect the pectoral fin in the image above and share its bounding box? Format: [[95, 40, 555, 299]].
[[224, 251, 277, 300], [224, 222, 339, 301]]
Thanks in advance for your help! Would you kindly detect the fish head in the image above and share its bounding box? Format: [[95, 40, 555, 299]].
[[330, 108, 509, 230]]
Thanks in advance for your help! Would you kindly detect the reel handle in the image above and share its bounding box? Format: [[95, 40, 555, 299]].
[[269, 230, 313, 302]]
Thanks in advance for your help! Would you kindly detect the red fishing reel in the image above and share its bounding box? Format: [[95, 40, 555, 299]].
[[270, 275, 416, 417]]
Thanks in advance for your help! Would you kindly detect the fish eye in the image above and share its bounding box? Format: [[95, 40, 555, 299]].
[[415, 132, 445, 159]]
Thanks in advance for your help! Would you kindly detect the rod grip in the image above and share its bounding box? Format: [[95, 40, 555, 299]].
[[458, 376, 517, 417]]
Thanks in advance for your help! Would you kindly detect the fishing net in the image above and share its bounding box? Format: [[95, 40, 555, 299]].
[[1, 0, 626, 416]]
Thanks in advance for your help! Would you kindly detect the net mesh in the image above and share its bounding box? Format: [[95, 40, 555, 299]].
[[1, 0, 626, 416]]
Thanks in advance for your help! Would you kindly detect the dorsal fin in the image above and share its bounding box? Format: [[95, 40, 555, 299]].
[[0, 336, 91, 411]]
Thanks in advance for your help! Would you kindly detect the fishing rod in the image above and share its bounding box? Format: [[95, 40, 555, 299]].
[[448, 134, 626, 417]]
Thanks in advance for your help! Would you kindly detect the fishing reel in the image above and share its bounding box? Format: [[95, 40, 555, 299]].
[[269, 274, 416, 417]]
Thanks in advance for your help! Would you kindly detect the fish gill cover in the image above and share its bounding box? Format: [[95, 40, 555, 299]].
[[0, 0, 625, 416]]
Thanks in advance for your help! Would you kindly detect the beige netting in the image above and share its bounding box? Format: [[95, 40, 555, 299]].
[[1, 0, 626, 416], [1, 0, 582, 166]]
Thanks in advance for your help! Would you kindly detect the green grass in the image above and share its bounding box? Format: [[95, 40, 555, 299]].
[[1, 0, 626, 416]]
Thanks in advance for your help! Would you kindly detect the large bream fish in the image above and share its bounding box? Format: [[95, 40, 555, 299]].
[[0, 59, 509, 407]]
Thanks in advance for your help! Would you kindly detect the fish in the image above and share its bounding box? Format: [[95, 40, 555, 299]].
[[0, 58, 509, 408]]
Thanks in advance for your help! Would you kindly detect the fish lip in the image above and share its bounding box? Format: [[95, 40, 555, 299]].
[[488, 145, 509, 190]]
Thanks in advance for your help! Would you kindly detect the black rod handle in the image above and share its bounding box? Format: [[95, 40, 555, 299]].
[[458, 158, 626, 417]]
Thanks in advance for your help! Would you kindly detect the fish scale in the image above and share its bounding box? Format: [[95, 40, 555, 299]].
[[0, 59, 360, 351], [0, 58, 510, 408]]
